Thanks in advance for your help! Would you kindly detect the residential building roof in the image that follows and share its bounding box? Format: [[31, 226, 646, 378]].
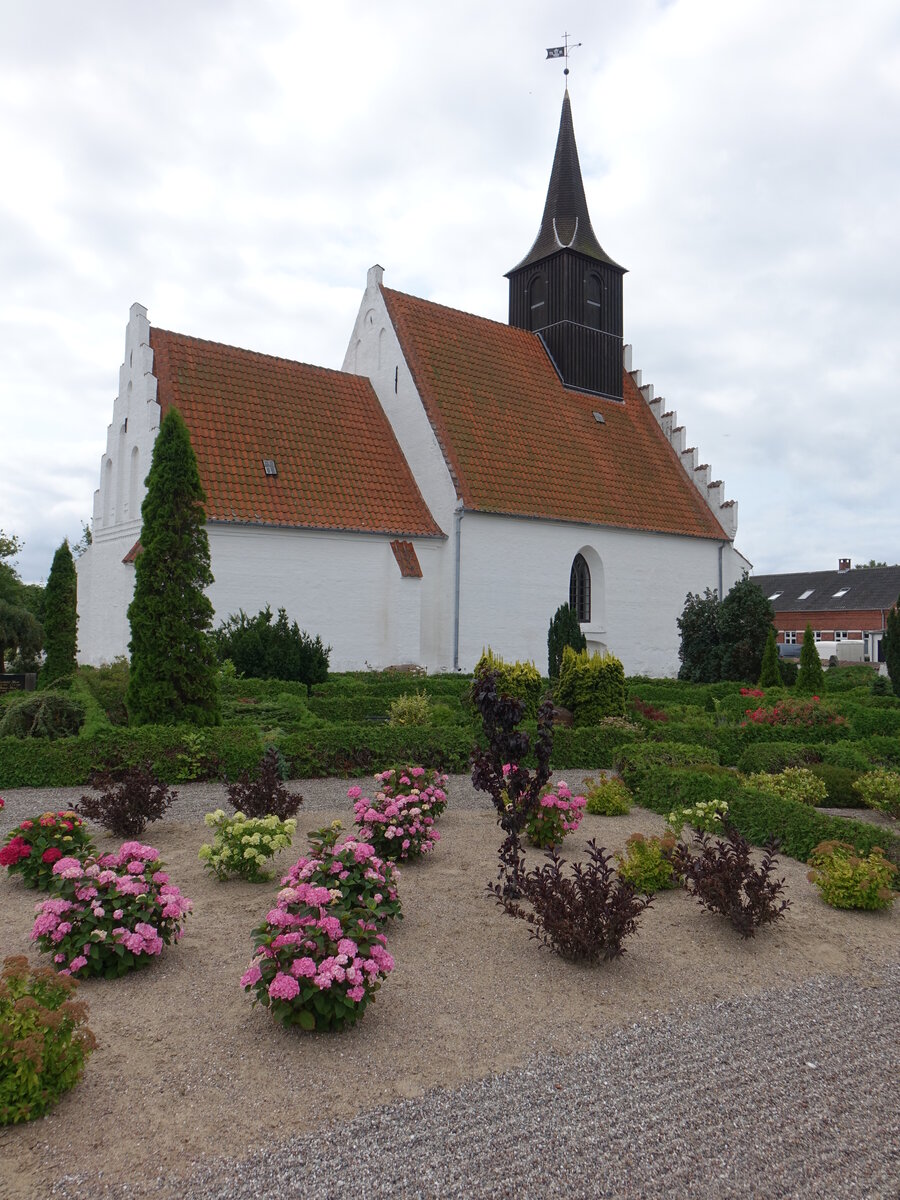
[[148, 328, 443, 539], [382, 287, 728, 540], [751, 566, 900, 613]]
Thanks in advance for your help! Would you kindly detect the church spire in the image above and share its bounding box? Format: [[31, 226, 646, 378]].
[[506, 89, 626, 401], [509, 89, 621, 273]]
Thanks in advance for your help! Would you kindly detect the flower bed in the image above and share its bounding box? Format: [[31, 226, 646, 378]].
[[281, 826, 401, 925], [30, 842, 192, 978], [0, 810, 95, 891]]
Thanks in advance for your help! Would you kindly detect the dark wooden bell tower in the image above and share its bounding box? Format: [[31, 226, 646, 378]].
[[506, 90, 626, 400]]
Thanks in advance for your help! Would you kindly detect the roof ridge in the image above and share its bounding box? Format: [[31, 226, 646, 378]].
[[381, 287, 533, 338], [151, 327, 364, 382]]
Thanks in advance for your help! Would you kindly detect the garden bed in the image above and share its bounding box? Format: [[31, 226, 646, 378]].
[[1, 774, 898, 1199]]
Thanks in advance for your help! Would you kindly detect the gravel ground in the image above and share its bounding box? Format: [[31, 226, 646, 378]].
[[1, 775, 897, 1200]]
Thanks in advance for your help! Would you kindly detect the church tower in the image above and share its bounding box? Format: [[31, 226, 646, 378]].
[[506, 90, 625, 400]]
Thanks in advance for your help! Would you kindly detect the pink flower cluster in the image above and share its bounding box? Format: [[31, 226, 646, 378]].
[[242, 855, 396, 1031], [526, 781, 587, 850], [374, 765, 449, 818], [1, 809, 94, 890], [29, 842, 192, 978], [350, 773, 442, 862], [283, 835, 401, 925]]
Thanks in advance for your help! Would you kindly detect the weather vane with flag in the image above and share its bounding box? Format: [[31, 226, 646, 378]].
[[546, 32, 581, 78]]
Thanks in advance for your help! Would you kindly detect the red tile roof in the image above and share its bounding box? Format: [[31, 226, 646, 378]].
[[390, 540, 423, 578], [149, 329, 443, 538], [122, 540, 142, 564], [382, 288, 727, 541]]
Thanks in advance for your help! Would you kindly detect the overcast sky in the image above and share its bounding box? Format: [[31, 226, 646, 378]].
[[2, 0, 898, 584]]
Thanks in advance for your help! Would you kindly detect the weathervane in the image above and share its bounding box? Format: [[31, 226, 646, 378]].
[[546, 32, 581, 80]]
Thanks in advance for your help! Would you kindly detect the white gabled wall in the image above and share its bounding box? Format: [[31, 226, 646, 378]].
[[76, 303, 161, 665], [342, 266, 460, 670]]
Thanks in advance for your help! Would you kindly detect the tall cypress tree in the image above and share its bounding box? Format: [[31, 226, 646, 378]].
[[41, 540, 78, 685], [126, 407, 220, 726], [758, 625, 781, 688], [547, 602, 587, 681], [796, 623, 824, 694]]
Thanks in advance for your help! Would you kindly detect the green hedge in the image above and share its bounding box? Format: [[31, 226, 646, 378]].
[[0, 726, 265, 788], [630, 764, 899, 865], [737, 742, 825, 773], [276, 724, 476, 777], [311, 673, 473, 701], [807, 764, 864, 807], [556, 648, 626, 724], [616, 742, 719, 791]]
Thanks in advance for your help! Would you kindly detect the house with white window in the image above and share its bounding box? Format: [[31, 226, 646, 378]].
[[752, 559, 900, 666], [76, 91, 749, 675]]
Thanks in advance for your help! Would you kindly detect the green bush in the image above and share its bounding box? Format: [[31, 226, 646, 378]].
[[808, 764, 864, 807], [0, 956, 97, 1125], [796, 625, 825, 695], [0, 692, 85, 740], [276, 724, 476, 778], [77, 660, 130, 726], [843, 706, 900, 738], [615, 741, 720, 790], [547, 602, 586, 681], [388, 690, 432, 726], [213, 606, 330, 695], [853, 768, 900, 819], [852, 736, 900, 768], [556, 646, 626, 725], [615, 832, 679, 891], [199, 810, 297, 882], [744, 767, 828, 807], [630, 764, 742, 818], [819, 742, 874, 771], [737, 743, 823, 774], [758, 627, 781, 688], [545, 724, 643, 769], [582, 775, 631, 815], [822, 663, 882, 693], [473, 648, 543, 719], [807, 841, 896, 910]]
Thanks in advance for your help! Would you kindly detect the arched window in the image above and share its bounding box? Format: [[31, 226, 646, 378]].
[[569, 553, 591, 623], [528, 274, 546, 330], [585, 273, 603, 330]]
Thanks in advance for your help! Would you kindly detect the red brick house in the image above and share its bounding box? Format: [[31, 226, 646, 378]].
[[751, 560, 900, 666]]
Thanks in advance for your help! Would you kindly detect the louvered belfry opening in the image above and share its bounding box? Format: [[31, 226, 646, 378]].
[[506, 90, 626, 400]]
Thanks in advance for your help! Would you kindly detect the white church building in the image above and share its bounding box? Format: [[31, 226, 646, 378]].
[[77, 92, 749, 676]]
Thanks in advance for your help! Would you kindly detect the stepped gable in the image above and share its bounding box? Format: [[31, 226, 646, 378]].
[[382, 287, 728, 541], [149, 328, 442, 538]]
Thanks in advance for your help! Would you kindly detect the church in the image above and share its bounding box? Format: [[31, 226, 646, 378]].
[[76, 91, 749, 675]]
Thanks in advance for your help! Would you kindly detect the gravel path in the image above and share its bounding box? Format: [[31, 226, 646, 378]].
[[50, 968, 899, 1200]]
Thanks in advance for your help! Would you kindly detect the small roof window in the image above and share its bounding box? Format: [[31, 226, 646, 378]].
[[262, 459, 278, 476], [833, 587, 850, 598], [767, 591, 782, 600], [798, 589, 814, 599]]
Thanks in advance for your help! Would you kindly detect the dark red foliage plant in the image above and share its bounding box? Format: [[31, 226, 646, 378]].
[[225, 746, 302, 821], [672, 828, 790, 939], [77, 763, 176, 837], [488, 840, 653, 962], [470, 670, 554, 896]]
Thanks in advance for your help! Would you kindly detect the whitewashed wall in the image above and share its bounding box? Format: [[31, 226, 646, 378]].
[[454, 511, 746, 677]]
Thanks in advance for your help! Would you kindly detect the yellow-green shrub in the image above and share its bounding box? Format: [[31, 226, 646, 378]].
[[389, 690, 432, 726], [583, 775, 631, 816], [852, 768, 900, 818], [746, 766, 828, 807], [806, 841, 896, 910], [556, 646, 625, 726], [199, 811, 297, 882], [473, 648, 543, 719], [615, 832, 679, 891]]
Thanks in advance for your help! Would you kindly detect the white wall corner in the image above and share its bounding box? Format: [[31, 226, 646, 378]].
[[660, 410, 676, 437], [707, 480, 724, 507], [670, 425, 686, 454], [680, 446, 697, 474], [719, 499, 738, 539]]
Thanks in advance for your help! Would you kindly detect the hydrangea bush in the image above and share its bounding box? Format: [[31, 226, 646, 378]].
[[525, 780, 586, 849], [667, 798, 729, 839], [375, 765, 449, 817], [30, 843, 192, 978], [349, 785, 439, 862], [0, 811, 95, 891], [199, 810, 297, 882], [283, 824, 401, 925], [242, 895, 395, 1031]]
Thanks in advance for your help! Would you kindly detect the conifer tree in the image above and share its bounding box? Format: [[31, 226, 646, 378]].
[[126, 408, 220, 726], [40, 540, 77, 685], [547, 602, 587, 681], [796, 624, 824, 694], [883, 596, 900, 699], [758, 626, 781, 688]]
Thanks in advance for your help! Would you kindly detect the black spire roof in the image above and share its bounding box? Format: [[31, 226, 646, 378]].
[[508, 90, 622, 274]]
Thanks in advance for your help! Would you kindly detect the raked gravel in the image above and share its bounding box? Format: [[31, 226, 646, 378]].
[[48, 968, 899, 1200]]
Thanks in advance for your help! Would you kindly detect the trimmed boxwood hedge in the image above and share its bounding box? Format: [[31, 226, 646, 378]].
[[631, 764, 899, 866], [737, 743, 825, 774]]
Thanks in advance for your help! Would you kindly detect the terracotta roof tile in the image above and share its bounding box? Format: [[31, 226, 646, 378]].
[[122, 540, 143, 564], [148, 329, 442, 538], [390, 539, 423, 578], [382, 288, 726, 540]]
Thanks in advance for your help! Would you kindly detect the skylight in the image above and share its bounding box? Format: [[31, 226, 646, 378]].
[[262, 459, 277, 476], [768, 591, 782, 600], [833, 588, 849, 598], [798, 589, 813, 599]]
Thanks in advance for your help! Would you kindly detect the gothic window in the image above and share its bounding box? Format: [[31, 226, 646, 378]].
[[569, 553, 591, 623], [528, 274, 546, 330], [585, 273, 603, 330]]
